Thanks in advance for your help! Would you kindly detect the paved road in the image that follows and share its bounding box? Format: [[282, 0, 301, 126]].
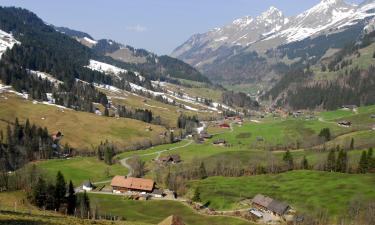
[[120, 140, 194, 177]]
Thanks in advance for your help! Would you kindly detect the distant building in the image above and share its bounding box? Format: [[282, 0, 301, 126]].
[[200, 132, 213, 139], [252, 194, 290, 216], [111, 176, 155, 193], [82, 181, 93, 191], [158, 155, 181, 164], [371, 114, 375, 119], [338, 121, 352, 127], [219, 123, 230, 129], [342, 105, 358, 111], [213, 139, 227, 146], [52, 131, 63, 142]]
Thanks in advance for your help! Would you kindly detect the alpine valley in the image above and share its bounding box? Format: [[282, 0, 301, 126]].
[[0, 1, 374, 225]]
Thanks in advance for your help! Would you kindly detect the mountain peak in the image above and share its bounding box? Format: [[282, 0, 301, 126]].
[[260, 6, 283, 19]]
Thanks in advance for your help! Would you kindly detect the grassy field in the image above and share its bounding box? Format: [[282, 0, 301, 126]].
[[0, 192, 148, 225], [88, 194, 254, 225], [35, 157, 127, 186], [189, 171, 375, 216], [211, 118, 348, 148], [0, 93, 166, 150]]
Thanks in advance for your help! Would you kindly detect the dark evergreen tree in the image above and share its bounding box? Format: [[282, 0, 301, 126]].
[[67, 180, 76, 215], [32, 177, 47, 208], [283, 150, 294, 170], [54, 171, 66, 210], [198, 162, 207, 179], [350, 138, 354, 150], [192, 187, 201, 202], [301, 156, 309, 170], [358, 151, 368, 173], [326, 150, 336, 172], [318, 128, 331, 142]]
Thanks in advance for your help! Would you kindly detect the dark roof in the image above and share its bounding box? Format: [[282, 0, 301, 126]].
[[213, 139, 226, 144], [252, 194, 289, 215], [268, 200, 290, 215], [152, 189, 164, 195], [83, 181, 93, 187]]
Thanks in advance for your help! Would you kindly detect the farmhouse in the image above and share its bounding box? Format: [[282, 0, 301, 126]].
[[338, 120, 352, 127], [252, 194, 290, 216], [158, 154, 181, 164], [111, 176, 155, 193]]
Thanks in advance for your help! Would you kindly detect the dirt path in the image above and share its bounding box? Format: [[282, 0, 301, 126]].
[[120, 140, 194, 177]]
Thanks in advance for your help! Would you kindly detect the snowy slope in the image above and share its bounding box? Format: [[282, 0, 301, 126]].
[[85, 59, 145, 81], [0, 29, 20, 59], [172, 0, 375, 67]]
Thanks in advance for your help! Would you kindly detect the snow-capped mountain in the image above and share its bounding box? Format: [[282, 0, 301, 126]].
[[172, 0, 375, 68], [171, 6, 288, 66]]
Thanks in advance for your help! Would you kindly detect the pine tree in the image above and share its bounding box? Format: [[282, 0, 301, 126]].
[[54, 171, 66, 210], [358, 151, 368, 173], [32, 177, 47, 208], [326, 149, 336, 172], [104, 107, 109, 117], [192, 187, 201, 202], [350, 138, 354, 150], [67, 180, 76, 215], [318, 128, 331, 142], [78, 191, 90, 218], [199, 162, 207, 179], [283, 150, 294, 170], [301, 156, 309, 170], [336, 149, 348, 173]]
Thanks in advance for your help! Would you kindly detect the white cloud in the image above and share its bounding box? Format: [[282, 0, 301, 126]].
[[126, 24, 148, 32]]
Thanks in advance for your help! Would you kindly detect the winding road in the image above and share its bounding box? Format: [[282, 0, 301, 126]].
[[120, 140, 194, 177]]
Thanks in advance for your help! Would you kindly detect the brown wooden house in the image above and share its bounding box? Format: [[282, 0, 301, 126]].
[[111, 176, 155, 193]]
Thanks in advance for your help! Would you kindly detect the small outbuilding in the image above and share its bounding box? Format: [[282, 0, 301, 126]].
[[338, 120, 352, 127], [82, 181, 94, 191], [213, 139, 227, 146]]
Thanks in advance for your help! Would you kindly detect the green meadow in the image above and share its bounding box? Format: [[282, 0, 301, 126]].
[[88, 194, 254, 225], [189, 171, 375, 216]]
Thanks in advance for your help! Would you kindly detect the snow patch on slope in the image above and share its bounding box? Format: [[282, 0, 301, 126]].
[[27, 70, 63, 85], [0, 29, 20, 59]]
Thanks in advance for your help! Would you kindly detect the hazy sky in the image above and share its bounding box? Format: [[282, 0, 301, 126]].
[[0, 0, 364, 55]]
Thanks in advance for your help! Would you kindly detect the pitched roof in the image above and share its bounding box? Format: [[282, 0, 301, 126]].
[[110, 176, 154, 192], [252, 194, 273, 208], [158, 215, 185, 225], [252, 194, 290, 215], [267, 200, 290, 215]]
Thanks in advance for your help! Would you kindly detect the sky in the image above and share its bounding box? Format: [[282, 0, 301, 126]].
[[0, 0, 364, 55]]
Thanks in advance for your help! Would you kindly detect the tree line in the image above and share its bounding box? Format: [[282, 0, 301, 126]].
[[0, 118, 54, 172]]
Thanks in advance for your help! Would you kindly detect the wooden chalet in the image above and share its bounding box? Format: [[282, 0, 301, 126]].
[[111, 176, 155, 193], [52, 131, 63, 142], [252, 194, 290, 216]]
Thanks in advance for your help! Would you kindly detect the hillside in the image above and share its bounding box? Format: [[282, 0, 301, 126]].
[[58, 27, 209, 83]]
